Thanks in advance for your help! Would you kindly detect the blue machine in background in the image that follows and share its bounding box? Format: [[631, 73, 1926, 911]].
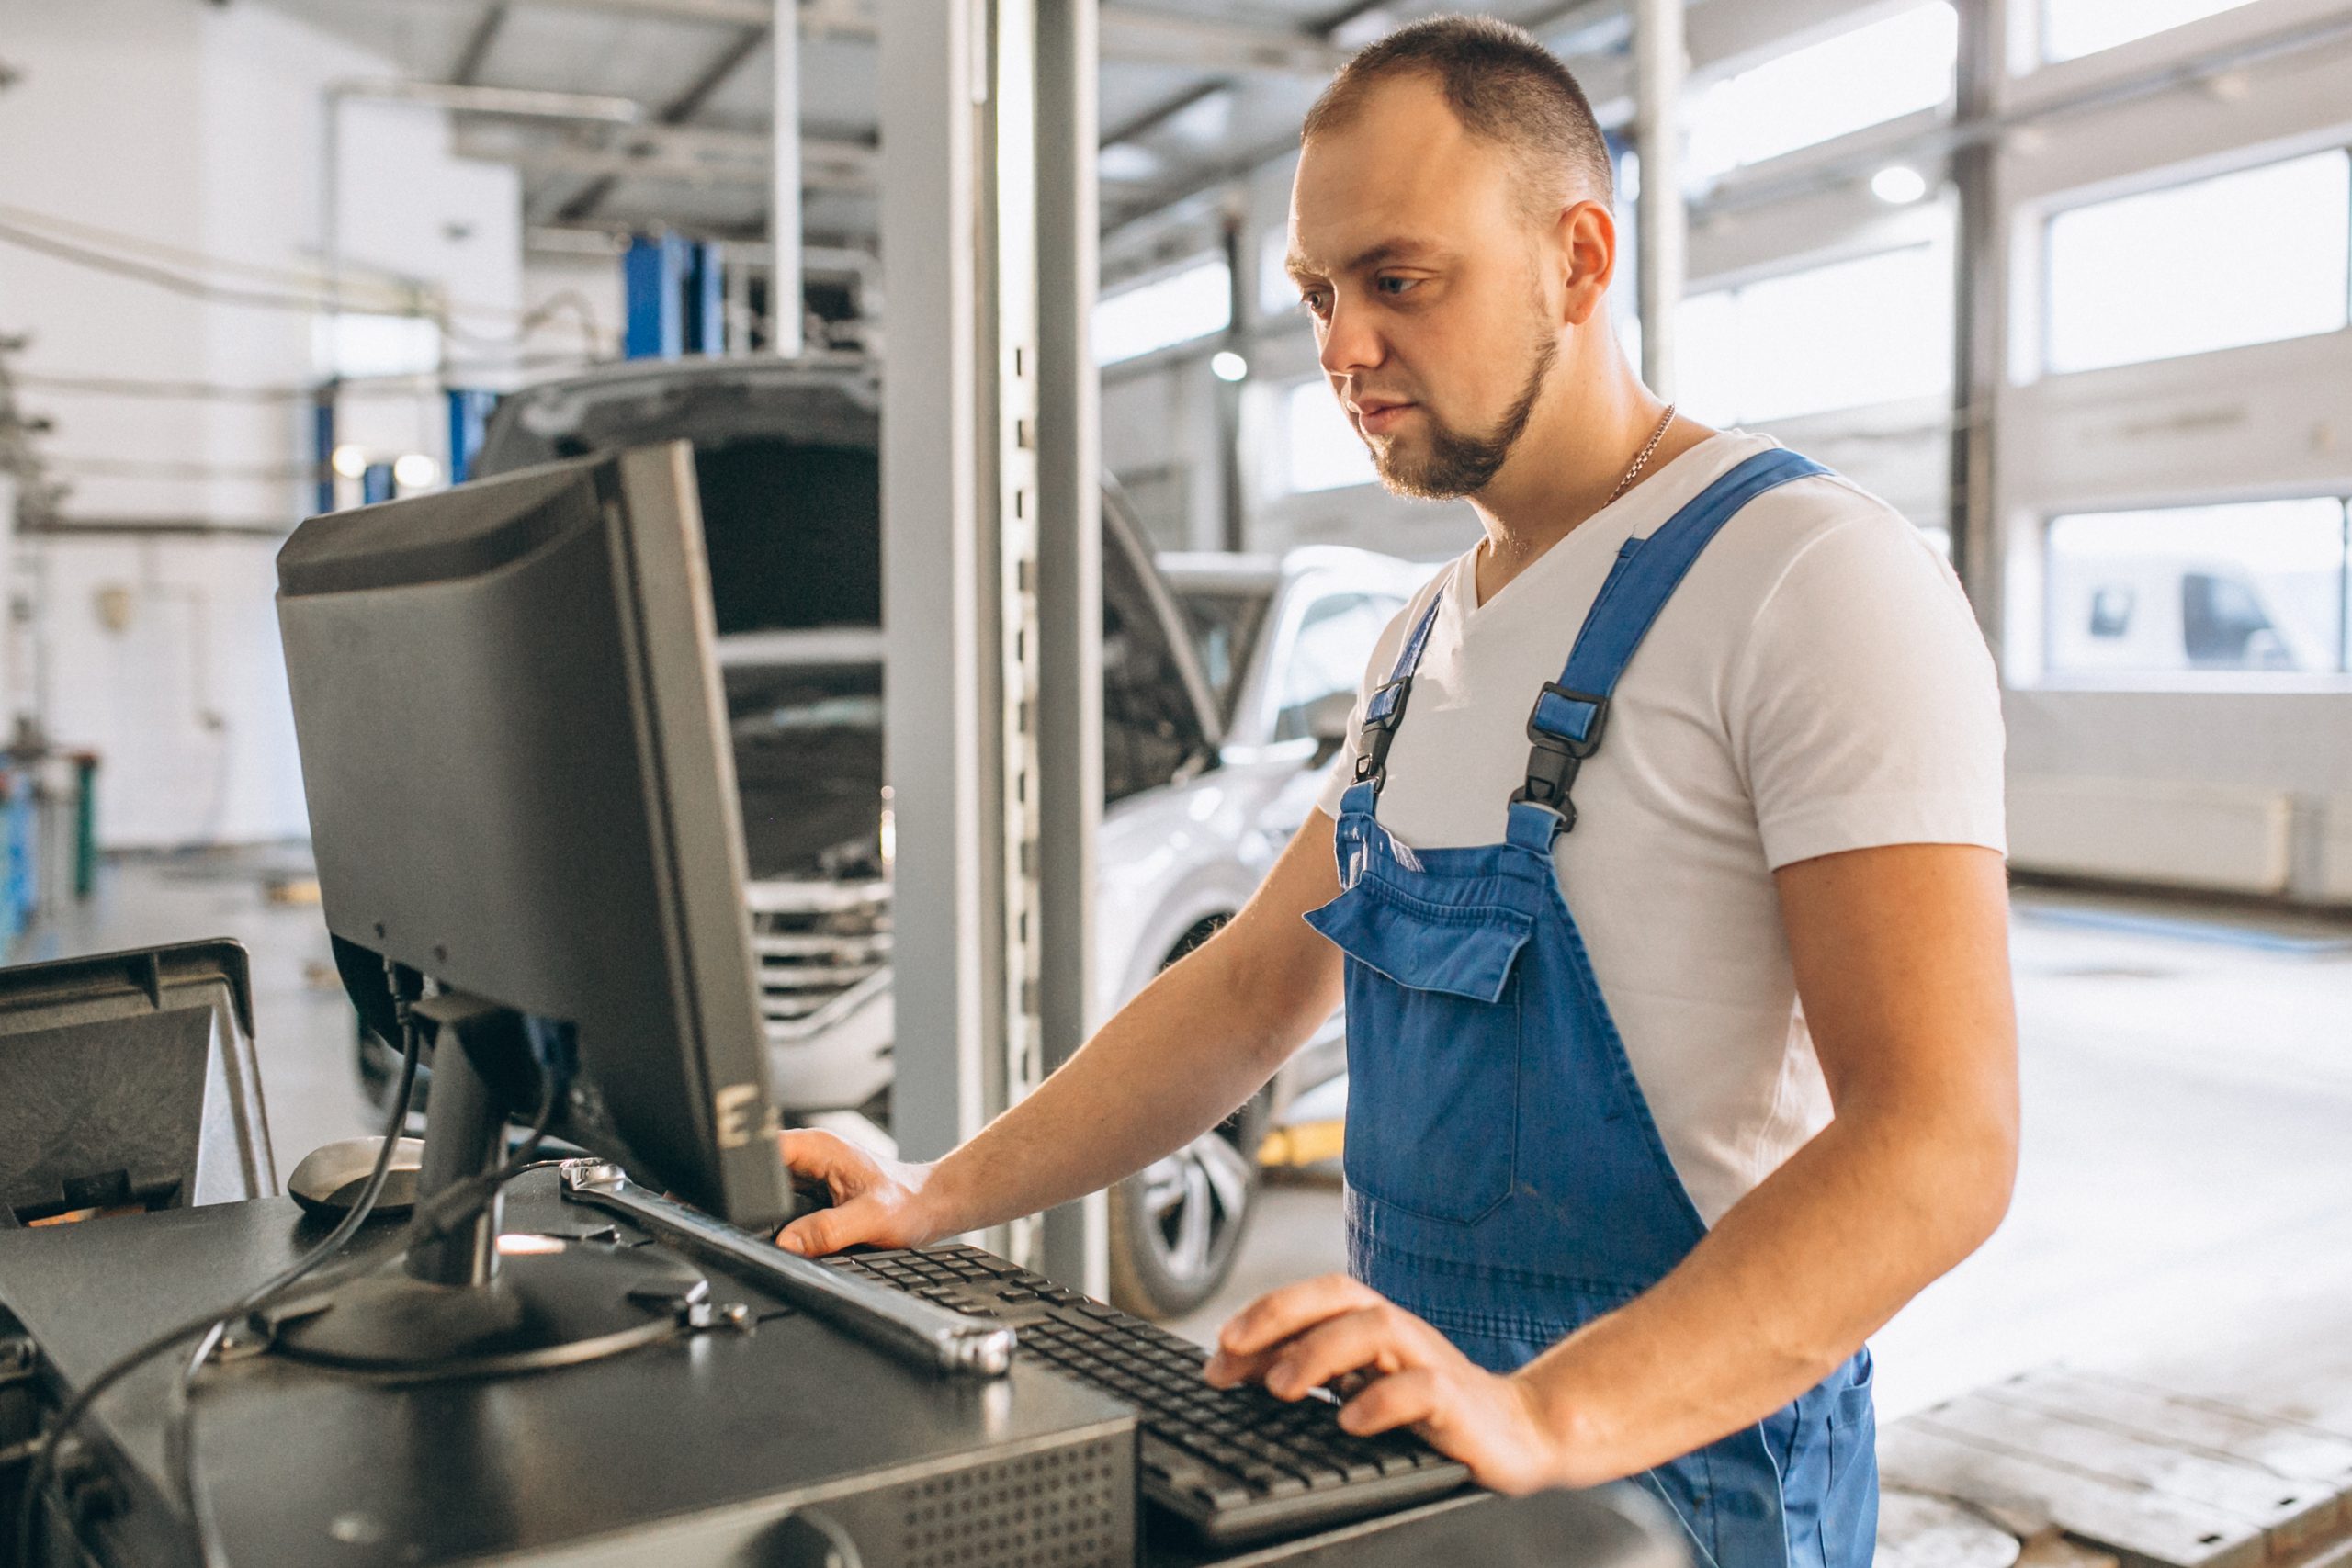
[[309, 231, 714, 520], [624, 231, 726, 359], [447, 387, 498, 486]]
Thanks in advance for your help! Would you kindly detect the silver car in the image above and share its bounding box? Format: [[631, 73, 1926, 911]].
[[461, 358, 1425, 1314]]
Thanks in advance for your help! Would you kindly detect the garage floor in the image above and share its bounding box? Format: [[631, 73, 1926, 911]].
[[29, 854, 2352, 1426]]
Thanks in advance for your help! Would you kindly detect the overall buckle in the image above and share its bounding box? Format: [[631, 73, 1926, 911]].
[[1510, 686, 1610, 825], [1362, 676, 1412, 733], [1353, 676, 1415, 788], [1526, 683, 1610, 757]]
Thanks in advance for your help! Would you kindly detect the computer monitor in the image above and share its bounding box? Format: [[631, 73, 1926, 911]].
[[276, 441, 789, 1249]]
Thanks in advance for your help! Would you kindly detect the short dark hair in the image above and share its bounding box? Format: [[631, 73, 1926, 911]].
[[1301, 15, 1614, 219]]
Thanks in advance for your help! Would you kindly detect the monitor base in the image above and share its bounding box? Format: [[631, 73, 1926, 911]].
[[265, 1235, 713, 1379]]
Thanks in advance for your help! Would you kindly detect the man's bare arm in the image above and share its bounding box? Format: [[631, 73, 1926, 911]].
[[1504, 841, 2019, 1479], [1209, 841, 2018, 1492], [777, 812, 1347, 1254]]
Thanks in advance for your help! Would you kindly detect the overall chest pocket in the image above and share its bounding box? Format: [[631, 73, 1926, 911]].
[[1306, 876, 1530, 1224]]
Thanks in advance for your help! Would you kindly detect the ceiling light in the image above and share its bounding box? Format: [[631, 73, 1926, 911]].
[[1871, 165, 1928, 205], [392, 453, 440, 490], [1210, 351, 1249, 383], [330, 444, 369, 479]]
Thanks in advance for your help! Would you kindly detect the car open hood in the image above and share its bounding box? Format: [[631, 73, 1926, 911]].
[[475, 357, 1220, 801]]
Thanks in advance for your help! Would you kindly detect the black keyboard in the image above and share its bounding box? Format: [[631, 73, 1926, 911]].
[[816, 1243, 1471, 1546]]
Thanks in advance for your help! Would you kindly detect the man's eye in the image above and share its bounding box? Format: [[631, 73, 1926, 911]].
[[1300, 291, 1331, 318], [1376, 276, 1419, 297]]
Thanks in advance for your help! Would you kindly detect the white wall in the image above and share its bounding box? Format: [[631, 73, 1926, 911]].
[[0, 0, 525, 847], [519, 252, 626, 370]]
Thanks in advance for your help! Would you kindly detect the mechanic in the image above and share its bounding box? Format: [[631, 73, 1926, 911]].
[[775, 17, 2017, 1568]]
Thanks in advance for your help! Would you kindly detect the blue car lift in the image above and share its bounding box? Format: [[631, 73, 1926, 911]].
[[624, 231, 725, 359], [446, 388, 497, 485]]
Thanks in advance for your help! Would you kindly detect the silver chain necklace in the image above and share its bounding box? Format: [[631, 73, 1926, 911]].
[[1606, 403, 1678, 506]]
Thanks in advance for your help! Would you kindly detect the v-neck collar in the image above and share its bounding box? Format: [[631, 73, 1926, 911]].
[[1456, 432, 1770, 618]]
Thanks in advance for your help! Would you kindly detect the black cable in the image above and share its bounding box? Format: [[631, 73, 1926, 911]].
[[0, 220, 333, 315], [166, 1036, 567, 1567], [169, 1011, 425, 1568], [0, 220, 607, 354], [13, 984, 423, 1568]]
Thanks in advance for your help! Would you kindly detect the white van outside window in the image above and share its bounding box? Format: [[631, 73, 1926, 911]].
[[2044, 499, 2351, 682]]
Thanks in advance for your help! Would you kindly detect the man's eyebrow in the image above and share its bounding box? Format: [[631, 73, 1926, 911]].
[[1285, 239, 1452, 285], [1345, 239, 1450, 272]]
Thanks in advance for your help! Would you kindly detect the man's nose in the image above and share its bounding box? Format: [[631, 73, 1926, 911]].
[[1317, 299, 1384, 379]]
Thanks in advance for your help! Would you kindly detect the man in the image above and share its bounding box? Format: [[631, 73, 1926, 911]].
[[776, 17, 2017, 1568]]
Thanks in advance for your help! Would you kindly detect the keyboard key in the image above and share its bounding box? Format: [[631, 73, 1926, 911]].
[[850, 1243, 1468, 1546]]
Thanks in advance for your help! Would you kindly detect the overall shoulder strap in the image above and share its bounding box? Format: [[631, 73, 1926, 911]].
[[1345, 591, 1444, 803], [1513, 448, 1830, 829]]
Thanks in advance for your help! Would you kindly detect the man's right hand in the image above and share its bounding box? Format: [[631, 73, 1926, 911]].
[[774, 1129, 952, 1256]]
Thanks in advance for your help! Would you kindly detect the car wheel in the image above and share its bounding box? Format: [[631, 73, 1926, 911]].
[[1109, 1088, 1271, 1319], [1108, 915, 1265, 1318]]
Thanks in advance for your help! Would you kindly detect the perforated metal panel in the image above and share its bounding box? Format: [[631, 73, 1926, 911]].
[[898, 1435, 1126, 1568]]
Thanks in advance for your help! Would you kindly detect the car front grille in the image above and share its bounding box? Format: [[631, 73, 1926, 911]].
[[746, 878, 892, 1041]]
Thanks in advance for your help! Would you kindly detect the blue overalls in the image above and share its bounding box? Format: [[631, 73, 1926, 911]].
[[1304, 450, 1878, 1568]]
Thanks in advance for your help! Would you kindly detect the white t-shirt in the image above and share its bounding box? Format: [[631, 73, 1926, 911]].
[[1316, 432, 2007, 1226]]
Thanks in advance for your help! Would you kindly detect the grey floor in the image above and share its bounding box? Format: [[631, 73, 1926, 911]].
[[34, 855, 2352, 1425]]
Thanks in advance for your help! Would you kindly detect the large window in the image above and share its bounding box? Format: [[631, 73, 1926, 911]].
[[2045, 499, 2351, 680], [2041, 0, 2258, 62], [2044, 151, 2352, 375], [1282, 378, 1377, 494], [1095, 254, 1232, 367], [1678, 242, 1953, 426], [1688, 3, 1957, 180], [313, 311, 441, 378]]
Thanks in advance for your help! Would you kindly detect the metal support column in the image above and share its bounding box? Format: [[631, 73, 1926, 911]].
[[883, 0, 1077, 1278], [1215, 211, 1248, 555], [686, 242, 725, 355], [989, 0, 1049, 1269], [1634, 0, 1685, 399], [771, 0, 805, 356], [1951, 0, 2005, 643], [879, 0, 1002, 1177], [1033, 0, 1105, 1293]]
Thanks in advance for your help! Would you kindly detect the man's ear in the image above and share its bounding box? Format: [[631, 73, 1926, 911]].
[[1556, 199, 1617, 327]]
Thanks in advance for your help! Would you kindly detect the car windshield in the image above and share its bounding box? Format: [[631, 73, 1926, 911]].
[[1171, 585, 1274, 727]]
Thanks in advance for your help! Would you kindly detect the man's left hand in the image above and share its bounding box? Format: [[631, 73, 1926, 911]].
[[1204, 1274, 1574, 1495]]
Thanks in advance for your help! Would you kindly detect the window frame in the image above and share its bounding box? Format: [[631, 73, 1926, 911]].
[[1684, 0, 1963, 186], [1677, 225, 1960, 428], [2034, 0, 2262, 66], [2032, 142, 2352, 380], [1093, 251, 1235, 369], [2032, 491, 2352, 693]]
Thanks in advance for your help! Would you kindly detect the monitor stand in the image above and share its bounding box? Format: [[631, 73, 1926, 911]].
[[266, 993, 717, 1378]]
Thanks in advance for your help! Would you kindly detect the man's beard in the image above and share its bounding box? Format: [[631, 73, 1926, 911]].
[[1368, 329, 1558, 501]]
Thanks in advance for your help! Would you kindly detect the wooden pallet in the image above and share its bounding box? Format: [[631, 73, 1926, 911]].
[[1879, 1362, 2352, 1568]]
